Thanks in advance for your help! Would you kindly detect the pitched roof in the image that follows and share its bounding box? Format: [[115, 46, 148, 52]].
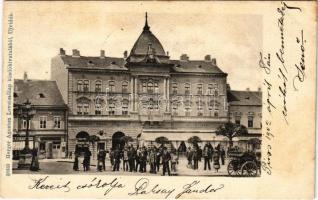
[[228, 90, 262, 106], [60, 55, 128, 70], [14, 79, 66, 107], [170, 60, 226, 74]]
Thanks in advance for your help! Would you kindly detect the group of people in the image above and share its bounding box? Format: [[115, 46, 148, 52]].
[[186, 143, 226, 172], [73, 145, 178, 176], [72, 143, 227, 174]]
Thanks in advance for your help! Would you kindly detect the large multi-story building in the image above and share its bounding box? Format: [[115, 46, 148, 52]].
[[13, 74, 68, 159], [51, 14, 262, 155]]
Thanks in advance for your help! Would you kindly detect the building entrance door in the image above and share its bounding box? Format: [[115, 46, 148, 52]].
[[112, 132, 125, 150]]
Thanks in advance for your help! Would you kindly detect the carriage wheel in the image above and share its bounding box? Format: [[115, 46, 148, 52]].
[[241, 161, 258, 177], [227, 160, 241, 176]]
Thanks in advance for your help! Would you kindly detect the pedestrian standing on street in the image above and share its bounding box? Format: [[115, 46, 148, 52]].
[[170, 151, 178, 175], [155, 147, 161, 172], [135, 147, 141, 172], [83, 150, 88, 171], [161, 147, 171, 176], [123, 147, 129, 171], [73, 151, 79, 171], [213, 150, 220, 172], [198, 145, 202, 162], [128, 146, 135, 172], [149, 148, 156, 174], [97, 150, 104, 172], [140, 147, 147, 173], [30, 148, 40, 171], [186, 147, 192, 168], [192, 147, 199, 170], [220, 147, 226, 165], [203, 145, 211, 170], [101, 149, 106, 171], [109, 148, 114, 167], [207, 143, 214, 163], [113, 147, 121, 171]]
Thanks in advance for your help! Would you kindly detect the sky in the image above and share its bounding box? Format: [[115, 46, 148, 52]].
[[9, 2, 263, 91]]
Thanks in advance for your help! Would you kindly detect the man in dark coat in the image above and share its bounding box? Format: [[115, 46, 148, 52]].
[[192, 148, 199, 170], [128, 146, 135, 172], [155, 148, 161, 172], [203, 145, 211, 170], [220, 147, 226, 165], [112, 147, 121, 171], [161, 148, 171, 176]]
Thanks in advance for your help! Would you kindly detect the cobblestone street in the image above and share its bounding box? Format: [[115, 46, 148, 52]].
[[13, 157, 230, 176]]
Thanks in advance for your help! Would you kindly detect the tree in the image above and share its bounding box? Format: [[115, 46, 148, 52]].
[[215, 122, 248, 147], [120, 136, 133, 146], [188, 136, 202, 148], [155, 136, 169, 147]]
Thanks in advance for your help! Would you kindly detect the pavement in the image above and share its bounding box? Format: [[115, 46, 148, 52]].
[[12, 157, 230, 176]]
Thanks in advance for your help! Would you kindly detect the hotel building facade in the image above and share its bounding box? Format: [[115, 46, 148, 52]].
[[50, 14, 262, 155]]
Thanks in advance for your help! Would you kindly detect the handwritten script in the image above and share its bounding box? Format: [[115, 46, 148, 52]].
[[28, 176, 224, 198]]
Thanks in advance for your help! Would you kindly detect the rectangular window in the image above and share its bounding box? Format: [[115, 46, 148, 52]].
[[208, 84, 213, 95], [109, 104, 115, 115], [83, 80, 89, 92], [185, 83, 191, 95], [22, 120, 31, 129], [39, 116, 47, 129], [77, 103, 83, 115], [122, 105, 128, 115], [83, 103, 89, 115], [95, 80, 102, 92], [235, 116, 241, 125], [154, 82, 159, 94], [172, 105, 178, 116], [142, 82, 147, 93], [197, 107, 203, 116], [197, 84, 203, 95], [122, 82, 128, 93], [172, 83, 178, 95], [248, 116, 254, 128], [54, 116, 61, 128], [77, 80, 83, 92], [95, 103, 102, 115], [109, 81, 115, 93]]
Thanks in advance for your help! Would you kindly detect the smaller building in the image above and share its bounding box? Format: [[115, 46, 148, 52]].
[[13, 75, 68, 159], [228, 89, 262, 151]]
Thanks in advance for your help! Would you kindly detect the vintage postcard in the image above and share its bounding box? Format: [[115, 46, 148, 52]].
[[0, 1, 316, 199]]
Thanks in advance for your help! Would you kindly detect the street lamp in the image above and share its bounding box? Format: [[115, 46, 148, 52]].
[[17, 99, 36, 169]]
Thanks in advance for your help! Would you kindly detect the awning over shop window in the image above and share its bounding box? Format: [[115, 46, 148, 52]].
[[141, 130, 228, 142]]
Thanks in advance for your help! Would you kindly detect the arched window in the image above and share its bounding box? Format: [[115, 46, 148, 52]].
[[154, 82, 159, 93], [122, 81, 128, 93], [95, 80, 102, 92], [142, 82, 147, 93]]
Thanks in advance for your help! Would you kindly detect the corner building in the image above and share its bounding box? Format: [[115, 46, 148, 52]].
[[51, 14, 260, 155]]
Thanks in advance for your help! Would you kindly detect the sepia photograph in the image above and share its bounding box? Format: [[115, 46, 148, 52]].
[[11, 10, 262, 177], [1, 1, 316, 199]]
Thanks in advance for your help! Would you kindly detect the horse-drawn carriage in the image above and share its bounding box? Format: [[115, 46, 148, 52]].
[[227, 150, 261, 177]]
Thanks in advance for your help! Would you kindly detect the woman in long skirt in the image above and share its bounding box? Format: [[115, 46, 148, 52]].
[[213, 151, 220, 172], [73, 152, 79, 171]]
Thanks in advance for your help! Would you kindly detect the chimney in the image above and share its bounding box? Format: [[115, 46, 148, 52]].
[[167, 51, 169, 56], [258, 87, 262, 92], [180, 54, 189, 61], [100, 50, 105, 58], [123, 50, 128, 59], [204, 55, 211, 62], [211, 58, 217, 65], [72, 49, 80, 57], [246, 87, 250, 91], [59, 48, 66, 56], [226, 84, 231, 91], [23, 72, 28, 82]]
